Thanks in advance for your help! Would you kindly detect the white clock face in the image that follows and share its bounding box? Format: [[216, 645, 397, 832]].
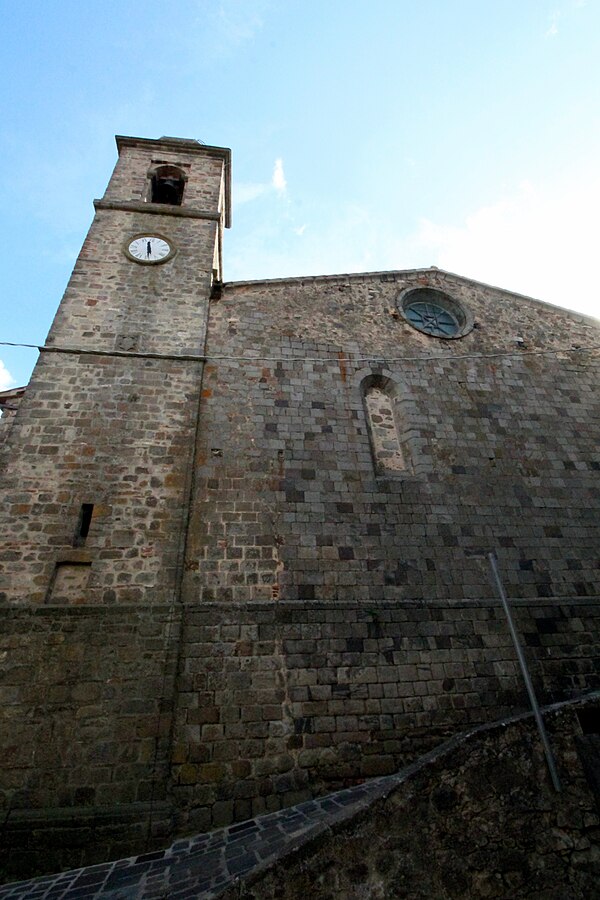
[[127, 235, 171, 263]]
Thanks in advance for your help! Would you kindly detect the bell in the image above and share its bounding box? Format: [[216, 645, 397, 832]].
[[153, 176, 182, 205]]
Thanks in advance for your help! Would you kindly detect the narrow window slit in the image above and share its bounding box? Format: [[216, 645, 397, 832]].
[[74, 503, 94, 547]]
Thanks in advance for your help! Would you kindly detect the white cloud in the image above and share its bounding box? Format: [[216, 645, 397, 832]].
[[0, 360, 15, 392], [191, 0, 269, 58], [227, 163, 600, 323], [232, 159, 288, 208], [545, 1, 587, 37], [411, 172, 600, 318], [272, 158, 287, 194], [234, 182, 268, 206]]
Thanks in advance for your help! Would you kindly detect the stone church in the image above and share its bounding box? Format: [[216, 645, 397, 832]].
[[1, 136, 599, 889]]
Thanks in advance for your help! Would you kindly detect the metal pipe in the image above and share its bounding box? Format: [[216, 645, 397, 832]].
[[487, 552, 561, 792]]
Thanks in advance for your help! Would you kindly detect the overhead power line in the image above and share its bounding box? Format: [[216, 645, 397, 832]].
[[1, 340, 599, 366]]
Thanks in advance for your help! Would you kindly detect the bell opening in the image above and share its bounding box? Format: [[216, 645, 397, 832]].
[[149, 165, 186, 206]]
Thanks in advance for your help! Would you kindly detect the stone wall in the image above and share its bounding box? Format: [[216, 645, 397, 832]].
[[1, 132, 599, 882], [227, 701, 600, 899], [101, 138, 226, 214], [171, 598, 600, 833], [4, 699, 598, 898], [0, 353, 202, 606], [45, 207, 216, 356], [0, 389, 26, 443], [183, 268, 600, 605], [3, 594, 599, 878], [0, 604, 178, 879]]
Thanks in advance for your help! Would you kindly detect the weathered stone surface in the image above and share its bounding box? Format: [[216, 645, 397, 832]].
[[183, 268, 600, 605], [225, 702, 600, 900], [0, 606, 178, 836], [1, 134, 599, 880], [170, 598, 600, 834], [2, 700, 598, 899]]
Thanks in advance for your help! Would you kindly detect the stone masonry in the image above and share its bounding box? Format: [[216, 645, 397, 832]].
[[1, 135, 599, 881], [183, 267, 599, 605], [0, 136, 230, 877], [2, 697, 599, 898]]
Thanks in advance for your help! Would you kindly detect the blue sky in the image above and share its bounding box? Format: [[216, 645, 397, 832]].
[[1, 0, 599, 389]]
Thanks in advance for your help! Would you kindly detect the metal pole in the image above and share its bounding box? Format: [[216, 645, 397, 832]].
[[487, 552, 561, 792]]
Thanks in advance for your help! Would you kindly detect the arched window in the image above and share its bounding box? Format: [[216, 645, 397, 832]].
[[149, 165, 186, 205], [362, 375, 408, 475]]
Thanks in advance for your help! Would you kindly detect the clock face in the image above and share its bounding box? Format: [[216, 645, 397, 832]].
[[127, 235, 172, 263]]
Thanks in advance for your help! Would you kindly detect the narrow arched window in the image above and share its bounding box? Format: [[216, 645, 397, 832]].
[[150, 165, 186, 205], [363, 377, 407, 475]]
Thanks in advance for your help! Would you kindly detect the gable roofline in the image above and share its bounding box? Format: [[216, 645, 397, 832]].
[[224, 266, 600, 328]]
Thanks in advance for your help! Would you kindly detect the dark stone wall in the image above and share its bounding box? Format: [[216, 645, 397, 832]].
[[183, 269, 600, 605], [0, 353, 202, 606], [4, 596, 598, 879], [171, 598, 600, 833], [226, 703, 600, 899], [0, 604, 179, 879], [170, 266, 600, 834], [2, 138, 599, 882]]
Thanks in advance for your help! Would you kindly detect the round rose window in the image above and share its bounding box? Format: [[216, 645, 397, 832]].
[[404, 300, 459, 337], [397, 288, 472, 339]]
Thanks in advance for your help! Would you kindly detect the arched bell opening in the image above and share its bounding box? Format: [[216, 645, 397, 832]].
[[149, 164, 186, 206]]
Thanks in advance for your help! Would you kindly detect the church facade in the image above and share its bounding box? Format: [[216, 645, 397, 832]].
[[1, 136, 599, 876]]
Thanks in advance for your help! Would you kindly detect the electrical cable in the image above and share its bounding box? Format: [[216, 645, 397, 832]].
[[1, 340, 600, 366]]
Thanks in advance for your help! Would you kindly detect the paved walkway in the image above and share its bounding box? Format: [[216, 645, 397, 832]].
[[0, 775, 397, 899]]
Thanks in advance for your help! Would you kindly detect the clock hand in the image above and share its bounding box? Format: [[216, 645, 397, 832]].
[[146, 240, 152, 258]]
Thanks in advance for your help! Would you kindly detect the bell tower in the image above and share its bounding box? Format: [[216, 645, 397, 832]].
[[0, 137, 231, 864], [1, 135, 231, 606]]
